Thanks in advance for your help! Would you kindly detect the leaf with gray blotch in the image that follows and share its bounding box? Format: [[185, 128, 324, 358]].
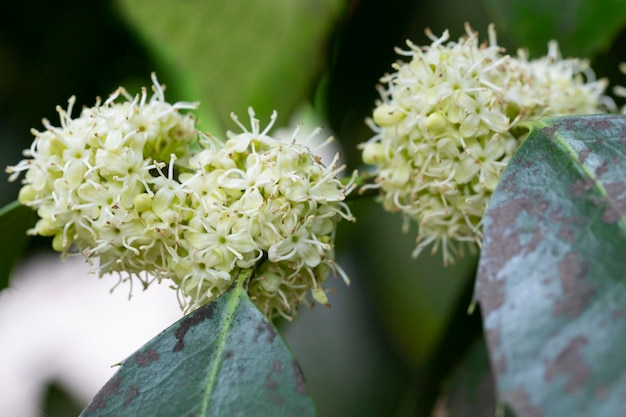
[[475, 115, 626, 417], [79, 269, 316, 417]]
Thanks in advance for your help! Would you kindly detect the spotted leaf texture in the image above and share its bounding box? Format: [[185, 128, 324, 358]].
[[79, 269, 315, 417], [475, 115, 626, 417]]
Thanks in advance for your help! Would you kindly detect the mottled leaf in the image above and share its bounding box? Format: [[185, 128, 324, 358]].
[[475, 115, 626, 417], [482, 0, 626, 57], [115, 0, 345, 132], [0, 201, 36, 291], [79, 269, 315, 417]]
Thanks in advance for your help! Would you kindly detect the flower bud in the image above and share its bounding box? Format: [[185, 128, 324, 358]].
[[373, 104, 405, 126]]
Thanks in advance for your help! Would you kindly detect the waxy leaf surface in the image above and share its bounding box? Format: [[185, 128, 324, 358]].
[[80, 270, 315, 417], [475, 115, 626, 417]]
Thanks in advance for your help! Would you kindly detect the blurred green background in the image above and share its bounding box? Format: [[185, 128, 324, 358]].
[[1, 0, 625, 416]]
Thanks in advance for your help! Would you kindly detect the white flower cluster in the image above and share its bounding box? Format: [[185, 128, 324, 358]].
[[361, 24, 609, 265], [8, 75, 354, 319], [177, 111, 354, 317]]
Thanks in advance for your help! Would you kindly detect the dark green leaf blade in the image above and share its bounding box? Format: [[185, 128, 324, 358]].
[[79, 269, 315, 417], [434, 338, 498, 417], [475, 115, 626, 417], [0, 201, 36, 291], [482, 0, 626, 57]]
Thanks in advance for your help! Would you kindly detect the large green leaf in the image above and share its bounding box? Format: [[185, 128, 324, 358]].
[[80, 268, 315, 417], [0, 201, 36, 291], [434, 338, 497, 417], [475, 115, 626, 416], [482, 0, 626, 57], [115, 0, 345, 132], [349, 200, 478, 369]]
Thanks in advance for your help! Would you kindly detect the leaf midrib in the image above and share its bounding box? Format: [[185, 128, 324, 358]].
[[551, 127, 626, 232], [199, 268, 254, 415]]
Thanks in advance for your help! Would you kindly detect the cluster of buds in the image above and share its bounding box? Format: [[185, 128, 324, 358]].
[[361, 24, 609, 264], [8, 74, 354, 319]]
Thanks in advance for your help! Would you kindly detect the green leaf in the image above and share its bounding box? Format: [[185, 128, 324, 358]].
[[434, 338, 497, 417], [349, 200, 478, 369], [475, 115, 626, 416], [482, 0, 626, 57], [115, 0, 345, 132], [0, 201, 36, 291], [79, 268, 316, 417]]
